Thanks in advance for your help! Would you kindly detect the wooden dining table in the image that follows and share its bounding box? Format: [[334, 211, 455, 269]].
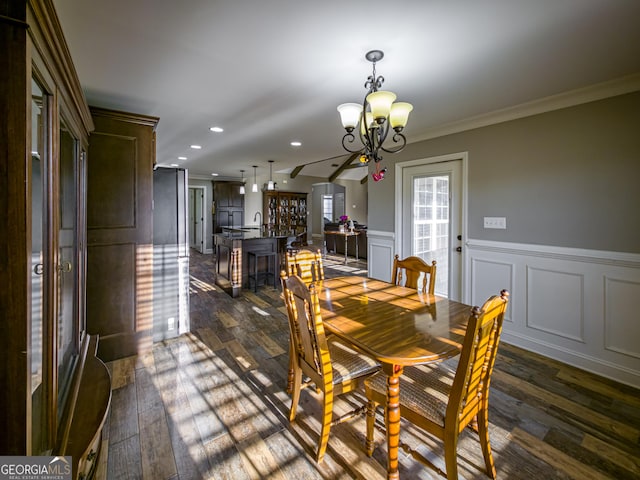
[[316, 275, 472, 480]]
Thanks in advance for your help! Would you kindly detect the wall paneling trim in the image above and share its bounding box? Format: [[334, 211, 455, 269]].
[[466, 238, 640, 388]]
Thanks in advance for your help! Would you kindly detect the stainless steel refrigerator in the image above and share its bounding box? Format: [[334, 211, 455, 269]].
[[153, 167, 190, 342]]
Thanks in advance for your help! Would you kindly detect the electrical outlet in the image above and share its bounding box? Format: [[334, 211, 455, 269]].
[[484, 217, 506, 229]]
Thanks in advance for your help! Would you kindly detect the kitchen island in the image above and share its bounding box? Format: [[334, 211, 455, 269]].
[[214, 226, 291, 297]]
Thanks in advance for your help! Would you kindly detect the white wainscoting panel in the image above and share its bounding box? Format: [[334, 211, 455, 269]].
[[367, 230, 395, 282], [604, 276, 640, 360], [466, 239, 640, 388], [527, 267, 584, 342], [470, 258, 514, 323]]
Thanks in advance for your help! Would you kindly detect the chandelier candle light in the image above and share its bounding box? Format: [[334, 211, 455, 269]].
[[337, 50, 413, 166]]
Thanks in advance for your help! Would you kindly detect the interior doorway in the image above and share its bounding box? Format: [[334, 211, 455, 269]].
[[189, 186, 205, 253], [396, 153, 466, 300]]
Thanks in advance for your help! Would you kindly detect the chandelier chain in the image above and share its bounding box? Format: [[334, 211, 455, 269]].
[[364, 60, 384, 93]]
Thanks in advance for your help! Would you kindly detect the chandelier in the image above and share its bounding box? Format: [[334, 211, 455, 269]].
[[337, 50, 413, 165]]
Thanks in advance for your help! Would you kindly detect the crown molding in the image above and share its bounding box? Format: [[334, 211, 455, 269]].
[[411, 73, 640, 143]]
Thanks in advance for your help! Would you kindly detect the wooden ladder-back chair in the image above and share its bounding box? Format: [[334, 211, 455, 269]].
[[364, 290, 509, 479], [281, 273, 379, 462], [392, 254, 437, 294], [285, 248, 324, 286]]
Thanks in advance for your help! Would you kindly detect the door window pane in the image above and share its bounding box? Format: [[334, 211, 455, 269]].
[[323, 195, 333, 223], [413, 175, 450, 295]]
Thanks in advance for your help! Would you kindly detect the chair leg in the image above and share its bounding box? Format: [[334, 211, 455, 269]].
[[286, 341, 294, 395], [316, 386, 333, 462], [289, 368, 303, 422], [443, 430, 459, 480], [478, 409, 497, 479], [365, 399, 377, 456]]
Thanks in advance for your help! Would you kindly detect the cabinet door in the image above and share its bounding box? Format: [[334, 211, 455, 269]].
[[229, 184, 244, 208], [57, 120, 82, 416], [215, 182, 232, 207], [215, 182, 244, 208], [30, 78, 47, 454], [87, 108, 158, 361], [263, 193, 277, 227]]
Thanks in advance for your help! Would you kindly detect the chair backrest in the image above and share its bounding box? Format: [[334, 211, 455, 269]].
[[286, 248, 324, 286], [280, 273, 331, 382], [391, 254, 437, 294], [447, 290, 509, 427]]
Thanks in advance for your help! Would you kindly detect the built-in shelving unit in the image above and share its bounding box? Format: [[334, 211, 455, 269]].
[[263, 191, 308, 234]]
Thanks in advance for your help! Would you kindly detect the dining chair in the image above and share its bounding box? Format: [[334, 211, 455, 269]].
[[392, 254, 437, 294], [364, 290, 509, 479], [283, 248, 325, 397], [281, 272, 380, 462], [285, 248, 324, 286]]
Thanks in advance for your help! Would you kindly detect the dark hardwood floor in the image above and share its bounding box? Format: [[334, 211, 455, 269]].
[[95, 249, 640, 479]]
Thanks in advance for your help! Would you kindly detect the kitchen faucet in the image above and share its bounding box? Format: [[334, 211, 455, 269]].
[[253, 211, 262, 227]]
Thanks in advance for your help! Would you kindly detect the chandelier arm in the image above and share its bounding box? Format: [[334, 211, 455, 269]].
[[376, 120, 390, 149], [379, 132, 408, 154], [359, 96, 382, 155], [341, 132, 363, 154]]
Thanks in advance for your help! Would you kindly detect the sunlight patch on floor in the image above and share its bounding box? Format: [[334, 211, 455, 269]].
[[190, 275, 217, 292]]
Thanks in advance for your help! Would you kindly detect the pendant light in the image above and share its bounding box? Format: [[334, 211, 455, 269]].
[[239, 169, 245, 195], [252, 165, 258, 193], [267, 160, 275, 191]]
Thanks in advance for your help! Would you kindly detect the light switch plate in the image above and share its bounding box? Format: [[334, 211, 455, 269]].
[[484, 216, 506, 229]]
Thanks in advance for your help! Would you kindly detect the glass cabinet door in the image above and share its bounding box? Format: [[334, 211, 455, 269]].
[[30, 80, 83, 455], [30, 77, 47, 455], [57, 120, 80, 419]]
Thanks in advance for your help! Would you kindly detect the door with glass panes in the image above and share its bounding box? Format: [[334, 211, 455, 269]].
[[400, 159, 463, 300]]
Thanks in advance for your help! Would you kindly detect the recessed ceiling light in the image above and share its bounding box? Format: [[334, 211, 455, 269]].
[[170, 163, 179, 167], [190, 145, 202, 149], [209, 126, 224, 133], [178, 156, 187, 160], [211, 173, 219, 176], [290, 141, 302, 147]]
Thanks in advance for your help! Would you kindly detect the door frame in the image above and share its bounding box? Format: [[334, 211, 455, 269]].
[[394, 152, 468, 301], [189, 186, 205, 253]]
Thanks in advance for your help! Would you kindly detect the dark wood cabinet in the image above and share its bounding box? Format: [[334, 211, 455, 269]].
[[213, 181, 245, 233], [263, 191, 308, 234], [1, 1, 111, 477], [214, 181, 244, 208], [86, 107, 159, 362]]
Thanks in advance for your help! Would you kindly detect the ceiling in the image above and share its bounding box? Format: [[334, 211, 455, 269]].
[[53, 0, 640, 182]]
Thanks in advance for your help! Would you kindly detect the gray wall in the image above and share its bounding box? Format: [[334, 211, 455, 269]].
[[335, 178, 368, 226], [368, 91, 640, 253]]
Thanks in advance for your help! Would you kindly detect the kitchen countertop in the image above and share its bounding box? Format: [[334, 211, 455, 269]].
[[216, 226, 291, 240]]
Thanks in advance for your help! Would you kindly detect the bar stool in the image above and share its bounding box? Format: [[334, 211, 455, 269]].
[[247, 250, 277, 292]]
